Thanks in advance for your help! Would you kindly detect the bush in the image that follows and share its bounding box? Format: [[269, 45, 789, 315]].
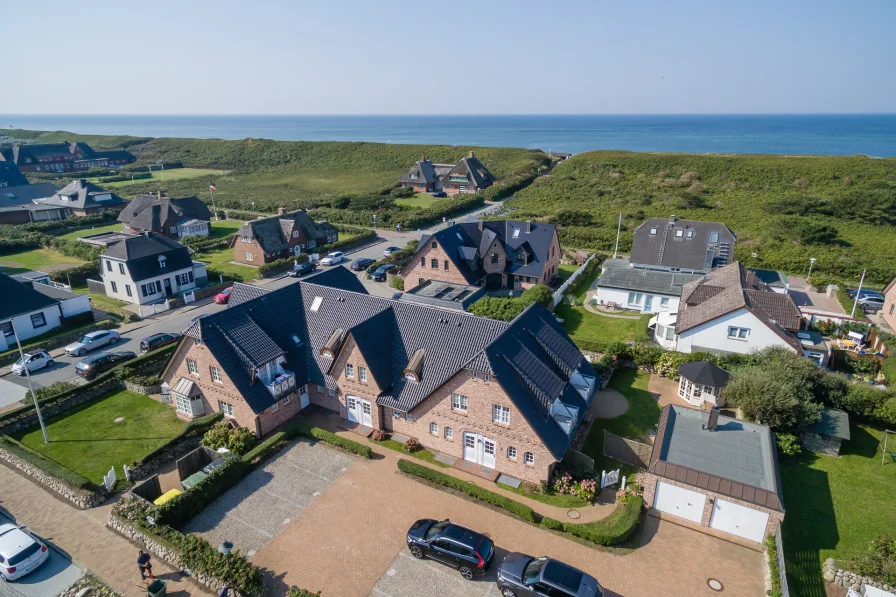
[[298, 426, 372, 458], [403, 437, 421, 453], [201, 421, 256, 455], [133, 412, 223, 467], [288, 588, 322, 597], [560, 494, 643, 546], [258, 256, 296, 277], [853, 534, 896, 586], [370, 429, 387, 441], [766, 534, 784, 597], [776, 432, 802, 457], [540, 517, 564, 531], [151, 456, 250, 526], [881, 357, 896, 384], [241, 431, 288, 463], [390, 276, 405, 291], [27, 381, 78, 403], [397, 459, 538, 522], [468, 284, 553, 321]]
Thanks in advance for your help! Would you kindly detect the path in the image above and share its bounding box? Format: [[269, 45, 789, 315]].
[[583, 291, 642, 319], [0, 465, 209, 597]]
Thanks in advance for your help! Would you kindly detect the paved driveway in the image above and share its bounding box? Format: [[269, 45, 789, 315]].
[[369, 546, 502, 597], [183, 439, 353, 556], [0, 512, 84, 597]]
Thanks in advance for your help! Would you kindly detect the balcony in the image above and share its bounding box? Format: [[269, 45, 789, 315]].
[[264, 369, 296, 399]]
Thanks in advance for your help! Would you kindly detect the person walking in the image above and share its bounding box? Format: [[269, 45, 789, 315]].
[[137, 549, 153, 581], [218, 583, 230, 597]]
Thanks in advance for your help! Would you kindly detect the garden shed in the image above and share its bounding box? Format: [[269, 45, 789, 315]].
[[677, 361, 731, 408], [802, 407, 851, 456]]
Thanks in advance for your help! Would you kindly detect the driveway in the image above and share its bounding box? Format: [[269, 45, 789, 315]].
[[0, 511, 84, 597], [369, 546, 502, 597], [183, 439, 354, 556]]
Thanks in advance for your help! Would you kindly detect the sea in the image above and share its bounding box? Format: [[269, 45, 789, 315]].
[[2, 114, 895, 157]]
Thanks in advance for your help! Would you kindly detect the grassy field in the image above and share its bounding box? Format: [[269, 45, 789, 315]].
[[781, 425, 896, 597], [54, 222, 124, 242], [14, 389, 185, 483], [91, 167, 230, 188], [556, 262, 580, 284], [200, 246, 259, 282], [394, 194, 442, 209], [0, 248, 86, 272], [209, 219, 243, 236], [555, 269, 652, 345], [507, 151, 896, 284]]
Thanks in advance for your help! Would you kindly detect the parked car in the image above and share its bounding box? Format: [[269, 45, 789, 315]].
[[406, 519, 494, 580], [497, 554, 602, 597], [847, 288, 885, 300], [383, 246, 402, 257], [370, 264, 396, 282], [139, 332, 182, 354], [75, 351, 137, 380], [213, 287, 233, 304], [350, 257, 377, 271], [0, 524, 49, 581], [432, 191, 447, 198], [287, 262, 318, 278], [64, 330, 121, 357], [11, 351, 54, 376], [858, 296, 885, 312], [319, 252, 345, 266]]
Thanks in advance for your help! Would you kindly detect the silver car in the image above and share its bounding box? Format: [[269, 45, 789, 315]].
[[64, 330, 121, 357], [0, 524, 49, 581]]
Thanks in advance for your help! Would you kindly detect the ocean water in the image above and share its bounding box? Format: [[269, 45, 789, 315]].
[[1, 114, 895, 157]]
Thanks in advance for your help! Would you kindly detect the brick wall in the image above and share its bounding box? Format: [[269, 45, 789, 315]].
[[883, 281, 896, 331], [603, 430, 652, 468], [401, 237, 473, 289], [232, 236, 268, 265], [482, 237, 507, 275], [642, 472, 785, 539], [332, 335, 385, 429]]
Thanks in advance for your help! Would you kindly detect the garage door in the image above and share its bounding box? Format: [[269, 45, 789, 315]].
[[653, 481, 706, 523], [709, 499, 769, 543]]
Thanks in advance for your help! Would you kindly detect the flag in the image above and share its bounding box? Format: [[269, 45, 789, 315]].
[[209, 184, 218, 191]]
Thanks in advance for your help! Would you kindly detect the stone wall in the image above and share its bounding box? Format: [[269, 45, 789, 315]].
[[0, 445, 105, 509], [125, 436, 203, 481], [0, 378, 125, 435], [124, 380, 162, 395], [603, 430, 652, 468], [59, 572, 122, 597], [824, 558, 895, 594]]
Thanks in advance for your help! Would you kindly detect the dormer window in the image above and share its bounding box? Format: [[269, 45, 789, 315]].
[[675, 230, 684, 238], [649, 227, 658, 235], [409, 173, 417, 180], [403, 348, 424, 382], [158, 256, 167, 269]]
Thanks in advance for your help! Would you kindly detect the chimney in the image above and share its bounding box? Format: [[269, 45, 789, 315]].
[[278, 207, 286, 215], [526, 220, 532, 233], [420, 156, 426, 162], [669, 215, 678, 224], [157, 190, 163, 200], [706, 407, 720, 431], [468, 151, 475, 158]]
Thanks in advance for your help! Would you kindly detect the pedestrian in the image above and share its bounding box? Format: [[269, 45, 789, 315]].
[[137, 549, 153, 581], [218, 583, 230, 597]]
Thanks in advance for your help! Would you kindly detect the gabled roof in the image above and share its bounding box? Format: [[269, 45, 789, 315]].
[[0, 272, 60, 320], [442, 152, 495, 189], [630, 216, 736, 271], [235, 210, 336, 256], [0, 161, 28, 187], [0, 183, 59, 207], [400, 157, 440, 185], [677, 361, 731, 387], [118, 192, 211, 230], [103, 233, 194, 282], [35, 179, 125, 210]]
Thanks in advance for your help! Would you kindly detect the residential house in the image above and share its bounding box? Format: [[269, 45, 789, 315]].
[[0, 161, 28, 187], [644, 405, 785, 544], [161, 267, 599, 484], [118, 191, 212, 238], [399, 152, 495, 196], [231, 208, 338, 266], [0, 271, 92, 351], [33, 179, 127, 217], [0, 142, 135, 173], [399, 218, 561, 292], [657, 261, 804, 356], [0, 183, 63, 224], [882, 274, 896, 331], [594, 216, 737, 313], [100, 233, 207, 305]]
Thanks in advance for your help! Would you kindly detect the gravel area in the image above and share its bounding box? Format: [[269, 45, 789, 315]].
[[183, 438, 353, 556], [368, 546, 504, 597]]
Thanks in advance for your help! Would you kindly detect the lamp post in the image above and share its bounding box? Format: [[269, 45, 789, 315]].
[[8, 319, 48, 443], [218, 540, 233, 596], [807, 257, 817, 286]]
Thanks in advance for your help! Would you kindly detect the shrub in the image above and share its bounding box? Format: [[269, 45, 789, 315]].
[[241, 431, 288, 463], [776, 432, 802, 457], [881, 357, 896, 384], [201, 421, 257, 455], [26, 381, 78, 403], [370, 429, 387, 441], [151, 456, 250, 527], [390, 276, 405, 291], [766, 534, 784, 597], [133, 412, 223, 467], [853, 534, 896, 586], [288, 588, 322, 597], [298, 426, 372, 458], [227, 427, 256, 455], [561, 494, 643, 546], [397, 459, 538, 522], [403, 437, 421, 453], [258, 256, 296, 277], [540, 517, 564, 531], [468, 284, 553, 321], [201, 421, 233, 451]]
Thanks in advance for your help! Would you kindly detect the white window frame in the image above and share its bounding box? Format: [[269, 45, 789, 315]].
[[345, 363, 354, 378], [272, 402, 279, 412], [210, 366, 223, 384], [451, 393, 468, 412], [649, 227, 658, 235], [328, 387, 336, 397], [660, 297, 670, 308], [524, 452, 534, 465], [317, 384, 324, 392], [429, 422, 438, 435], [359, 367, 367, 382], [218, 401, 234, 417], [727, 326, 750, 340], [507, 446, 517, 460], [187, 358, 199, 375], [627, 292, 644, 306], [244, 251, 253, 262], [444, 426, 453, 439], [492, 404, 510, 425], [175, 393, 204, 416]]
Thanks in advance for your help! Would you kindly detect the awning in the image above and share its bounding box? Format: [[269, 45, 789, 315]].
[[647, 315, 658, 328], [171, 377, 201, 397]]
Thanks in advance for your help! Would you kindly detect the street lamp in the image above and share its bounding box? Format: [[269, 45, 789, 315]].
[[8, 319, 48, 443], [218, 540, 233, 596], [807, 257, 817, 286]]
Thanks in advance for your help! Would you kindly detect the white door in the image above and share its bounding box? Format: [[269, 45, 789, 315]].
[[462, 432, 497, 469], [653, 481, 706, 524], [644, 295, 654, 312], [347, 396, 372, 427], [709, 499, 770, 543], [346, 396, 360, 424], [359, 399, 372, 427], [299, 385, 310, 409]]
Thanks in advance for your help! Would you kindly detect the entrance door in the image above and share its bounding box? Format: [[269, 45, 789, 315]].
[[163, 278, 173, 297], [644, 295, 655, 312], [346, 396, 372, 427], [299, 385, 310, 409], [653, 481, 706, 524], [462, 432, 497, 469], [709, 499, 770, 543]]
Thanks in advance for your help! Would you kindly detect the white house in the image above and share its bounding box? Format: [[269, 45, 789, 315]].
[[100, 233, 208, 305], [593, 258, 700, 313], [0, 272, 93, 351]]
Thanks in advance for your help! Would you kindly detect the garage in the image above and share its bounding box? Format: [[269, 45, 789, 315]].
[[653, 481, 706, 524], [709, 499, 770, 543]]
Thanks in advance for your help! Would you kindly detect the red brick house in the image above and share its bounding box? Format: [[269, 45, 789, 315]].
[[0, 142, 134, 173], [231, 209, 338, 265], [160, 267, 600, 484], [399, 152, 494, 195], [400, 219, 562, 292], [399, 157, 450, 193]]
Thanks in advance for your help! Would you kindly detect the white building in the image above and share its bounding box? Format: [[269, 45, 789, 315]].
[[100, 233, 208, 305], [593, 259, 700, 313], [0, 273, 92, 351]]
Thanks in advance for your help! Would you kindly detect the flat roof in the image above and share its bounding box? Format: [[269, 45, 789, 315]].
[[749, 268, 788, 289], [596, 259, 702, 296], [77, 231, 138, 246], [402, 279, 486, 311]]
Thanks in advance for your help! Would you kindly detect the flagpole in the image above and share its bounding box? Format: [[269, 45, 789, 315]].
[[613, 213, 622, 259], [209, 184, 220, 221]]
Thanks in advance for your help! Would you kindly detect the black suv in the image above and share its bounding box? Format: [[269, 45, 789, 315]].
[[497, 554, 602, 597], [406, 519, 494, 580], [75, 351, 136, 380], [350, 257, 377, 271], [287, 262, 318, 277], [139, 332, 181, 354], [370, 264, 396, 282]]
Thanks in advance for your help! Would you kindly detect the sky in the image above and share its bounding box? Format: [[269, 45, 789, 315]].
[[2, 0, 895, 115]]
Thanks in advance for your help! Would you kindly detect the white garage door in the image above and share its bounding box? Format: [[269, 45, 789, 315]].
[[653, 481, 706, 524], [709, 498, 770, 543]]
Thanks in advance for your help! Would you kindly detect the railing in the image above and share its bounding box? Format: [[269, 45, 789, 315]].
[[138, 301, 172, 319], [265, 369, 296, 399]]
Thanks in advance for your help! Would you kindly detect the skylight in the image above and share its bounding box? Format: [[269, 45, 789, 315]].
[[310, 296, 323, 312], [291, 334, 302, 345], [512, 229, 520, 239]]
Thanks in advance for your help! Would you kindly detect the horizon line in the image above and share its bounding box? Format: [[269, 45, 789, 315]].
[[2, 112, 896, 118]]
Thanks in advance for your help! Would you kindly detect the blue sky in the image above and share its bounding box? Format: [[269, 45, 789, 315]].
[[2, 0, 894, 114]]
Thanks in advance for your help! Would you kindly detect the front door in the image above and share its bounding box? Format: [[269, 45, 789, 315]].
[[346, 396, 372, 427], [462, 432, 496, 469], [299, 385, 310, 409], [163, 278, 173, 297], [644, 295, 655, 312]]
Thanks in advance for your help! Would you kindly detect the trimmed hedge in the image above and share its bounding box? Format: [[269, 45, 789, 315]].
[[397, 459, 538, 522], [0, 435, 95, 490], [298, 425, 372, 458], [241, 430, 288, 462], [152, 455, 251, 527], [552, 495, 643, 545], [131, 412, 223, 468]]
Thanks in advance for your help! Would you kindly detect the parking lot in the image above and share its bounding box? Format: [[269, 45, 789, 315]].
[[183, 438, 354, 556], [369, 546, 504, 597]]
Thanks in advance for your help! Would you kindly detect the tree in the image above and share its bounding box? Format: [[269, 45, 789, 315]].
[[521, 284, 553, 307]]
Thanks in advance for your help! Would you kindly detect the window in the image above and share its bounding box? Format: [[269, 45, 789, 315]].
[[493, 405, 510, 425], [664, 326, 675, 341], [283, 395, 290, 405], [271, 402, 279, 413], [158, 256, 167, 269], [407, 413, 415, 422], [359, 367, 368, 382], [175, 393, 204, 416], [125, 285, 132, 297], [218, 401, 234, 416], [317, 384, 324, 393], [507, 446, 517, 459], [710, 231, 720, 242], [105, 259, 112, 272], [675, 230, 684, 238], [393, 409, 403, 419], [292, 231, 298, 238], [444, 426, 453, 439], [244, 251, 253, 262], [345, 363, 354, 378], [307, 240, 316, 249], [30, 312, 47, 329], [187, 358, 199, 375], [890, 303, 895, 315], [687, 229, 695, 238], [210, 366, 223, 384], [524, 452, 534, 465], [444, 260, 449, 271], [431, 241, 437, 248], [451, 393, 468, 412], [118, 263, 125, 274], [728, 326, 750, 340], [627, 292, 644, 306], [649, 227, 658, 235], [430, 422, 438, 435], [110, 281, 118, 293], [491, 253, 499, 264], [431, 259, 438, 269], [512, 228, 520, 239], [660, 297, 670, 308], [328, 387, 336, 397]]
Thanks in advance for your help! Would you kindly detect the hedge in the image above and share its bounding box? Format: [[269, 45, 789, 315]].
[[97, 172, 152, 183], [131, 412, 223, 468], [241, 430, 289, 462], [550, 495, 643, 545], [0, 319, 120, 368], [0, 435, 95, 490], [297, 425, 372, 458], [397, 459, 538, 522]]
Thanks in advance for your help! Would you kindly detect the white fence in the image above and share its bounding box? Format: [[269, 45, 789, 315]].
[[183, 290, 196, 304], [138, 301, 171, 319], [774, 526, 790, 597], [553, 254, 596, 308], [600, 468, 621, 489], [103, 466, 117, 492]]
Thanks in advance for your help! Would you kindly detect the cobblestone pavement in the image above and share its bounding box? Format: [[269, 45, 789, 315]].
[[368, 546, 502, 597], [184, 439, 353, 556]]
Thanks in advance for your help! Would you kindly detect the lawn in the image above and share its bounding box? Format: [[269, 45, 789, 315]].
[[199, 246, 259, 282], [394, 194, 442, 209], [556, 263, 579, 284], [370, 437, 451, 468], [780, 425, 896, 597], [498, 481, 590, 508], [555, 269, 652, 345], [209, 219, 244, 238], [14, 389, 185, 484], [54, 222, 124, 242], [92, 168, 230, 188], [71, 283, 131, 319], [0, 248, 86, 273], [580, 368, 661, 481]]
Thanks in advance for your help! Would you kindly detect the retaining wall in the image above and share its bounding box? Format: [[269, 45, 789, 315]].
[[0, 445, 105, 509]]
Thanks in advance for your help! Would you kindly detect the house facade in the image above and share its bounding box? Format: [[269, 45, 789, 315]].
[[0, 142, 135, 173], [231, 208, 338, 266], [118, 191, 212, 238], [100, 233, 207, 305], [882, 275, 896, 331], [0, 272, 92, 351], [399, 152, 495, 195], [161, 269, 599, 484], [33, 179, 127, 217], [400, 219, 561, 293]]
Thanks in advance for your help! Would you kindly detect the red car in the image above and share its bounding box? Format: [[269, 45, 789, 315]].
[[213, 287, 233, 304]]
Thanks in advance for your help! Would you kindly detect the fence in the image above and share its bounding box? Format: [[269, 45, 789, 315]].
[[603, 430, 652, 468], [553, 253, 596, 308], [131, 474, 162, 503], [86, 278, 106, 296], [176, 446, 218, 481], [774, 526, 790, 597], [103, 466, 117, 492], [600, 468, 620, 489], [138, 301, 171, 319], [183, 290, 196, 304]]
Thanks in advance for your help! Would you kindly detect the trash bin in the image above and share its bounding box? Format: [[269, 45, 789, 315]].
[[147, 579, 167, 597]]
